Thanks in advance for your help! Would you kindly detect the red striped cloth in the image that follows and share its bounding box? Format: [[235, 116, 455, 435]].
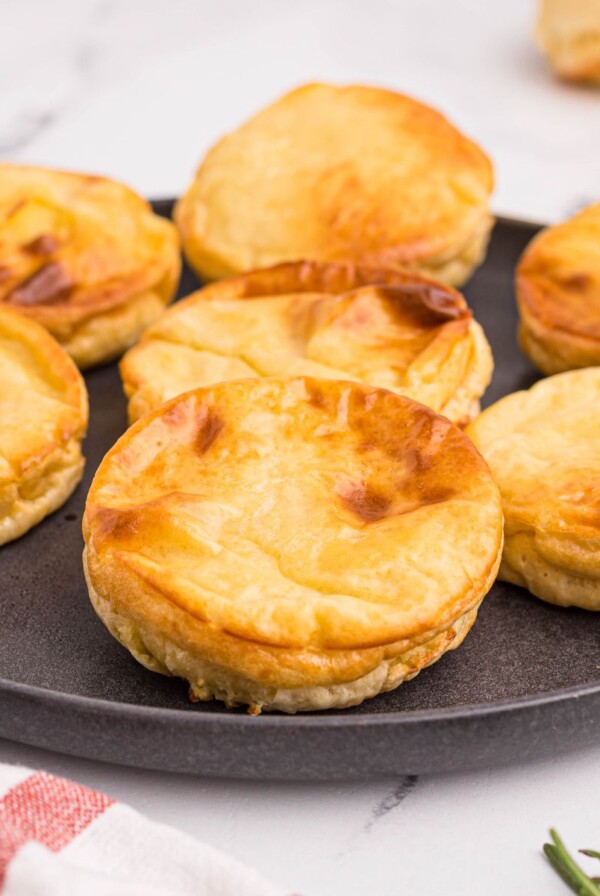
[[0, 764, 287, 895]]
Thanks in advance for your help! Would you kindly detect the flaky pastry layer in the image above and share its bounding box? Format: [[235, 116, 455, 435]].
[[466, 368, 600, 610], [517, 203, 600, 375], [0, 306, 88, 546], [121, 261, 493, 426], [85, 567, 483, 713]]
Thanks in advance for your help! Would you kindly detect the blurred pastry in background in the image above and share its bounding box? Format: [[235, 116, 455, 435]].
[[121, 260, 493, 426], [84, 377, 503, 713], [466, 369, 600, 611], [176, 83, 494, 287], [0, 306, 88, 547], [0, 164, 180, 368], [536, 0, 600, 83], [516, 202, 600, 374]]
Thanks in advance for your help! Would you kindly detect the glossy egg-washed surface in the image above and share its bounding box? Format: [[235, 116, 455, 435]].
[[83, 377, 502, 711], [0, 165, 180, 367], [468, 369, 600, 611], [176, 83, 493, 286], [0, 306, 88, 546], [517, 203, 600, 374], [120, 261, 492, 426], [1, 208, 599, 723]]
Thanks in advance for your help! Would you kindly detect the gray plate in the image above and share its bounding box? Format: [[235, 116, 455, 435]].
[[1, 205, 599, 780]]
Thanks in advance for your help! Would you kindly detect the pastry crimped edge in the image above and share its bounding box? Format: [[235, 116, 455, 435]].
[[83, 546, 500, 714]]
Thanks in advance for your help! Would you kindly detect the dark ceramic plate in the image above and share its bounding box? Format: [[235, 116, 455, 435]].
[[1, 204, 599, 780]]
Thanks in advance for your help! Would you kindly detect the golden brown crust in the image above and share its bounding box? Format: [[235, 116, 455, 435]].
[[120, 261, 493, 426], [84, 377, 503, 711], [0, 306, 88, 545], [466, 369, 600, 610], [0, 164, 181, 367], [175, 83, 494, 286], [536, 0, 600, 83], [517, 203, 600, 374]]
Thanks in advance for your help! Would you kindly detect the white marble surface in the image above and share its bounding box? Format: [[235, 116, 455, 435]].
[[1, 0, 598, 221], [0, 736, 598, 895], [1, 1, 599, 893]]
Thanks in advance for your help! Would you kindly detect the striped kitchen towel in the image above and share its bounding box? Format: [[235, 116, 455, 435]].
[[0, 763, 288, 895]]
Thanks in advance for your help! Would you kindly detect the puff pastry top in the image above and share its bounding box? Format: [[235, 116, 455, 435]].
[[0, 305, 86, 473], [0, 305, 88, 544], [121, 261, 492, 425], [466, 369, 600, 550], [517, 203, 600, 364], [0, 164, 180, 362], [84, 377, 503, 674], [175, 83, 493, 284]]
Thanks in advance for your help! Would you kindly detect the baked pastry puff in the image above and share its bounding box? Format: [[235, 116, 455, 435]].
[[175, 83, 494, 287], [0, 164, 180, 368], [0, 306, 88, 546], [466, 369, 600, 610], [120, 261, 493, 426], [83, 377, 503, 713], [517, 203, 600, 374], [536, 0, 600, 83]]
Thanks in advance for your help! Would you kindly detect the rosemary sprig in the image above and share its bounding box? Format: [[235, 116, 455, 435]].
[[543, 829, 600, 895]]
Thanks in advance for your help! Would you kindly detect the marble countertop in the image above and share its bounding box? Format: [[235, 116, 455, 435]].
[[2, 0, 598, 221], [1, 1, 599, 894]]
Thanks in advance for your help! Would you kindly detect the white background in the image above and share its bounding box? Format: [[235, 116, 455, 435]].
[[1, 1, 599, 893]]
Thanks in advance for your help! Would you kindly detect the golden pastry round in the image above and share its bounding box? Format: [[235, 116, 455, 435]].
[[0, 164, 180, 368], [83, 377, 503, 713], [120, 261, 493, 426], [175, 83, 494, 287], [466, 369, 600, 610], [536, 0, 600, 83], [0, 306, 88, 546], [517, 203, 600, 375]]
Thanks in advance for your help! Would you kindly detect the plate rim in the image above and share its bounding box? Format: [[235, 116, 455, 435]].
[[2, 672, 600, 731]]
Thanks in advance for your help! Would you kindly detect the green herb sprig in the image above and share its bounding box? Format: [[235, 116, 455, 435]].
[[544, 829, 600, 895]]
